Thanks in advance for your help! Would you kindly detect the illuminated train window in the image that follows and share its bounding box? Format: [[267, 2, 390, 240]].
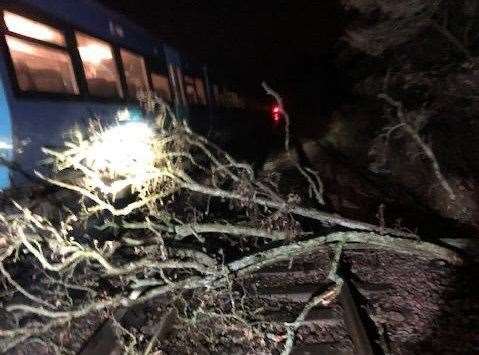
[[183, 76, 206, 105], [76, 33, 123, 98], [120, 49, 149, 98], [4, 11, 65, 46], [151, 73, 171, 102], [3, 12, 78, 94]]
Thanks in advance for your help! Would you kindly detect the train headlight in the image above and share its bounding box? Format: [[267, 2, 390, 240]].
[[85, 121, 155, 185]]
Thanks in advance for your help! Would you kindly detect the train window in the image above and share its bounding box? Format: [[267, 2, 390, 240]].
[[151, 73, 171, 102], [184, 76, 198, 105], [120, 49, 149, 98], [4, 11, 66, 47], [5, 35, 78, 94], [195, 78, 207, 105], [76, 33, 123, 98]]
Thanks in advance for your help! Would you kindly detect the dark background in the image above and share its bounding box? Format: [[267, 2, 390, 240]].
[[99, 0, 347, 116]]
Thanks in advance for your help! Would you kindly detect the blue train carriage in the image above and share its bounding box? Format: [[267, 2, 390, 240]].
[[0, 0, 213, 189], [0, 0, 267, 190]]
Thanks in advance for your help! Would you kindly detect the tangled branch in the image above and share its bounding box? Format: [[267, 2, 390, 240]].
[[0, 94, 461, 353], [376, 93, 456, 201]]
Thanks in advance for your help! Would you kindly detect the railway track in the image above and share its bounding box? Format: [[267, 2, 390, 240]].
[[78, 246, 476, 355], [240, 249, 379, 355], [79, 248, 382, 355]]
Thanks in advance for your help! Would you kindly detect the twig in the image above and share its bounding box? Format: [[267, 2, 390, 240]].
[[143, 308, 176, 355], [228, 231, 462, 276], [174, 223, 289, 241], [0, 263, 56, 309], [281, 282, 344, 355], [263, 83, 325, 205], [183, 180, 417, 239], [262, 82, 291, 152], [378, 94, 456, 201]]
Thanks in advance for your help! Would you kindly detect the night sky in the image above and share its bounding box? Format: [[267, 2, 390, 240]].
[[100, 0, 346, 114]]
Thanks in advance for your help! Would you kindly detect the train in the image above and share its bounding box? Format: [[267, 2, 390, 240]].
[[0, 0, 272, 189]]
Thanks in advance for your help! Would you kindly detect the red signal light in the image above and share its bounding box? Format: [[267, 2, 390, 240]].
[[272, 105, 281, 122]]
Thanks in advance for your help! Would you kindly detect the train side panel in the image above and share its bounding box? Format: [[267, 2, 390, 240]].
[[0, 0, 165, 185], [0, 51, 13, 188]]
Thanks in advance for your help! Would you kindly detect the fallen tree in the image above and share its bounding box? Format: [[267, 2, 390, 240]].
[[0, 94, 461, 354]]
